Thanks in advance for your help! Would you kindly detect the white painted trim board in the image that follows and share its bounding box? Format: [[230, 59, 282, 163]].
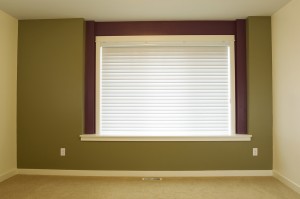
[[0, 169, 18, 182], [18, 169, 272, 177], [273, 170, 300, 194]]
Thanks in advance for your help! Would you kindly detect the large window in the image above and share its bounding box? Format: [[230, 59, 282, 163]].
[[94, 36, 239, 139], [81, 19, 251, 141]]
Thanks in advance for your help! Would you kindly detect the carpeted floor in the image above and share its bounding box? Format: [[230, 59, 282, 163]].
[[0, 175, 299, 199]]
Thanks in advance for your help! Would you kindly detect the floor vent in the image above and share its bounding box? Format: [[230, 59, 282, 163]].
[[142, 177, 163, 181]]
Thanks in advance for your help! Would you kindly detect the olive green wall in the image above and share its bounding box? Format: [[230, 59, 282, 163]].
[[17, 17, 272, 170], [247, 16, 273, 169]]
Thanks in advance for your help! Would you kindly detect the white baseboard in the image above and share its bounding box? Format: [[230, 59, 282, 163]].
[[273, 170, 300, 194], [18, 169, 272, 177], [0, 169, 17, 182]]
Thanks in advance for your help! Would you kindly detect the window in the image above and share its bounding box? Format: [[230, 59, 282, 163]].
[[84, 35, 251, 141], [81, 21, 250, 141]]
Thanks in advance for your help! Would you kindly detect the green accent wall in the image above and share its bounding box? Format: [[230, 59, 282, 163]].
[[17, 17, 272, 170], [247, 16, 273, 168]]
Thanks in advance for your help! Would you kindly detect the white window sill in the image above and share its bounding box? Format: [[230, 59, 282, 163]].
[[80, 134, 252, 142]]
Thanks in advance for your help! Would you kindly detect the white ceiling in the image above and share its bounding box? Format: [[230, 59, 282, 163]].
[[0, 0, 291, 21]]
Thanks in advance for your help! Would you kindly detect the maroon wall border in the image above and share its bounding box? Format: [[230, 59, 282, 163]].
[[235, 20, 247, 134], [84, 21, 96, 134], [85, 20, 247, 134], [94, 21, 236, 36]]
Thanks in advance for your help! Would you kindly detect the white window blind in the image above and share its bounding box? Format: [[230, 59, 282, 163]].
[[97, 37, 235, 137]]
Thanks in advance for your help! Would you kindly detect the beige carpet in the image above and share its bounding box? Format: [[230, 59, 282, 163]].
[[0, 175, 299, 199]]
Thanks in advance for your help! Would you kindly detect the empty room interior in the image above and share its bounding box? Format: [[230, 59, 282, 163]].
[[0, 0, 300, 198]]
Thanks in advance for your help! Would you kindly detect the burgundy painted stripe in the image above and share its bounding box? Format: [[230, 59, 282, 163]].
[[95, 21, 236, 36], [84, 20, 247, 134], [84, 21, 96, 134], [235, 20, 247, 134]]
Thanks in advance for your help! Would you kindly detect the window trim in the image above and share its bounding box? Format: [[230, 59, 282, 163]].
[[95, 35, 236, 139], [83, 21, 248, 139], [80, 134, 252, 142]]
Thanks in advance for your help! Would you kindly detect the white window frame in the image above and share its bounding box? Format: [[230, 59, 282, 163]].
[[81, 35, 251, 141]]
